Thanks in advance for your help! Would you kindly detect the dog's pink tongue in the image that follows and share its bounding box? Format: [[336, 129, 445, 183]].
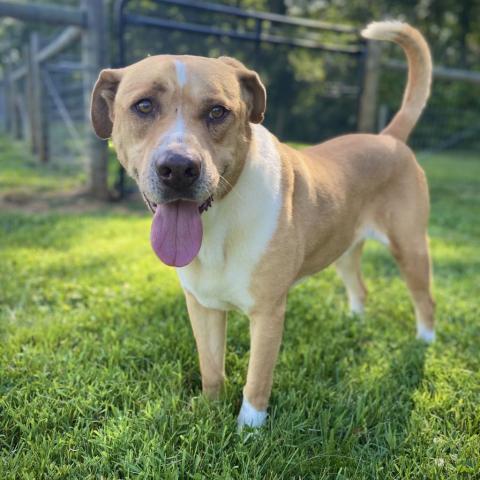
[[150, 200, 202, 267]]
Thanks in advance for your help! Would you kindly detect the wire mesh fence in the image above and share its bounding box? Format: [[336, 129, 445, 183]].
[[413, 109, 480, 152], [0, 0, 109, 198], [1, 30, 88, 170], [42, 52, 86, 167], [116, 0, 365, 145]]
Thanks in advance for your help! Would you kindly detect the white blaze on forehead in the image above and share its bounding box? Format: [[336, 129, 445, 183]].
[[159, 110, 185, 147], [159, 59, 187, 146], [173, 112, 185, 138], [174, 59, 187, 88]]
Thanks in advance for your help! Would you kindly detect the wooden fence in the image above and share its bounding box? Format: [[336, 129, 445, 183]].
[[0, 0, 109, 200], [1, 1, 479, 200]]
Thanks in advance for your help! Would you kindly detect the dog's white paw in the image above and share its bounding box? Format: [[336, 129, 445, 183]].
[[417, 324, 436, 343], [349, 298, 365, 316], [237, 397, 267, 430]]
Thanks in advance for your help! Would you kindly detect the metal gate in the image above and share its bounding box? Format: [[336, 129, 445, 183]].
[[113, 0, 367, 195]]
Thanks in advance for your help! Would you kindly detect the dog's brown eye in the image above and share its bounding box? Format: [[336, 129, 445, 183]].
[[135, 99, 153, 115], [208, 105, 228, 121]]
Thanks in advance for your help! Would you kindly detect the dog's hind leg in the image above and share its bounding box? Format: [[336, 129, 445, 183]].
[[335, 240, 367, 315], [389, 232, 436, 342]]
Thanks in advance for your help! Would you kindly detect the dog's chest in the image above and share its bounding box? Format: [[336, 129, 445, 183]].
[[176, 220, 261, 312], [176, 124, 282, 314]]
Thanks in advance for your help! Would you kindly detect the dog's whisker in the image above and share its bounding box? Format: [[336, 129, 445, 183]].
[[219, 175, 244, 202]]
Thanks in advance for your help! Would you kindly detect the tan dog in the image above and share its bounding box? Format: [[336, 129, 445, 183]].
[[91, 21, 434, 428]]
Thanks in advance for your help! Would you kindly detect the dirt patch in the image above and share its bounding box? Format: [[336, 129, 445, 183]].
[[0, 188, 147, 215]]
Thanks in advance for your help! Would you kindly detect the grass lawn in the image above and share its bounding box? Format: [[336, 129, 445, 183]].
[[1, 138, 479, 479]]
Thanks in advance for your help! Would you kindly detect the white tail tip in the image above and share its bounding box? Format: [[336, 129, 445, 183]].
[[361, 20, 406, 41]]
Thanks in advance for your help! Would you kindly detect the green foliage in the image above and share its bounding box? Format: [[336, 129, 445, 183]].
[[1, 139, 479, 478]]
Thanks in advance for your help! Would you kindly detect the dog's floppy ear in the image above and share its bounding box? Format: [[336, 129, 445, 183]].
[[90, 68, 124, 139], [218, 56, 266, 123]]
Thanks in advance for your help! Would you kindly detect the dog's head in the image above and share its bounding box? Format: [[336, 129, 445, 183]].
[[91, 55, 266, 267], [91, 55, 266, 209]]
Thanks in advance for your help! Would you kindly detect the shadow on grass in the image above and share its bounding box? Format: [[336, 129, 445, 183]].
[[269, 269, 430, 476], [288, 339, 428, 477], [369, 340, 427, 468]]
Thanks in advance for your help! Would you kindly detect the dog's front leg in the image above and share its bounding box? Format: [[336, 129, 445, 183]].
[[238, 299, 287, 429], [184, 290, 227, 399]]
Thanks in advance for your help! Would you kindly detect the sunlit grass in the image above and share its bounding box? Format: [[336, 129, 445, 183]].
[[0, 138, 479, 478], [0, 138, 84, 194]]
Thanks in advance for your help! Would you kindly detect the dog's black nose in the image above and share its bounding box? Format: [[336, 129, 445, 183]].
[[156, 153, 200, 190]]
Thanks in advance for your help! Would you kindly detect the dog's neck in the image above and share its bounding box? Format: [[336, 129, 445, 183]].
[[210, 122, 253, 202], [176, 123, 283, 313], [205, 124, 282, 225], [194, 123, 283, 267]]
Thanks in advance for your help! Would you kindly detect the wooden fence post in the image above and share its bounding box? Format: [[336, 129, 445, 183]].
[[81, 0, 109, 200], [24, 43, 36, 153], [0, 81, 5, 133], [10, 78, 21, 139], [4, 61, 15, 136], [377, 103, 389, 132], [15, 95, 29, 140], [30, 32, 49, 163], [357, 40, 382, 133]]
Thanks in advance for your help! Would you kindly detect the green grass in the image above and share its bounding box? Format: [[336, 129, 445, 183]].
[[0, 137, 131, 201], [0, 138, 84, 196], [1, 138, 479, 479]]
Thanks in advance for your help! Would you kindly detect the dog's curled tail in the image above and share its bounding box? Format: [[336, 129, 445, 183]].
[[362, 21, 432, 142]]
